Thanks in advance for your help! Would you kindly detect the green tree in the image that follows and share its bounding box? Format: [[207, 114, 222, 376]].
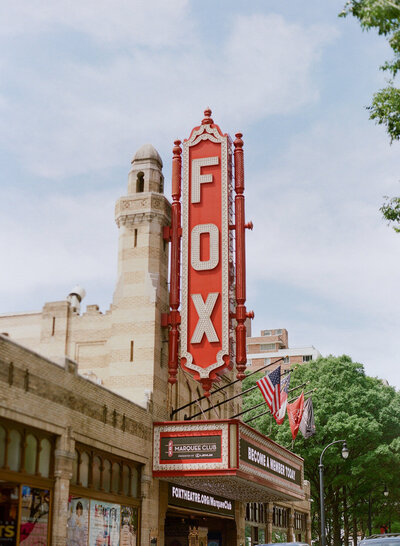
[[340, 0, 400, 231], [242, 356, 400, 544]]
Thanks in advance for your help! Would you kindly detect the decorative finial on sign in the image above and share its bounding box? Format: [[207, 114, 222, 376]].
[[202, 108, 213, 125], [234, 133, 243, 149]]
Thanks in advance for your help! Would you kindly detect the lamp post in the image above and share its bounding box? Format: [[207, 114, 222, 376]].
[[319, 440, 349, 546], [368, 485, 389, 535]]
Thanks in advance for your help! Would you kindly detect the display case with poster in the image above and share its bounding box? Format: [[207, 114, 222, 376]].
[[0, 484, 19, 545], [19, 486, 50, 545], [67, 498, 89, 546], [120, 506, 137, 546], [89, 501, 120, 546]]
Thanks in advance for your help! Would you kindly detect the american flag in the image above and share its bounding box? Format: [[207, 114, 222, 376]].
[[275, 372, 290, 424], [256, 366, 281, 415]]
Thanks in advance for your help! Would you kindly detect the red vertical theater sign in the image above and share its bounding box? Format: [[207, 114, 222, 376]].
[[163, 109, 253, 396]]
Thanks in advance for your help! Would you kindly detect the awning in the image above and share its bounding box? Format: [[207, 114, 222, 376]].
[[153, 419, 305, 503]]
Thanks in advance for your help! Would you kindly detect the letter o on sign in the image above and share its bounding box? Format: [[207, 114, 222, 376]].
[[191, 223, 219, 271]]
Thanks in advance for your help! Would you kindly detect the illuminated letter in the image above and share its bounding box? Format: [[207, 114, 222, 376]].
[[191, 223, 219, 271], [191, 293, 219, 344], [191, 156, 219, 203]]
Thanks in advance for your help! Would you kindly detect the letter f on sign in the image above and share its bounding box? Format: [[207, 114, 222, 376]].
[[191, 293, 219, 344]]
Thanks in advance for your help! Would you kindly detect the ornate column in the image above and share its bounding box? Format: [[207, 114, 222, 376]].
[[288, 507, 295, 542], [266, 503, 274, 543], [306, 513, 312, 545], [52, 429, 75, 545]]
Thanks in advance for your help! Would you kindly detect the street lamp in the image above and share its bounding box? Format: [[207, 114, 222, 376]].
[[319, 440, 349, 546], [384, 485, 389, 497]]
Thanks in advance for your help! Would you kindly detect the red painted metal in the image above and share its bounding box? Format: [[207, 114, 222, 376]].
[[164, 140, 182, 385], [179, 110, 233, 396], [233, 133, 254, 380], [162, 112, 253, 392]]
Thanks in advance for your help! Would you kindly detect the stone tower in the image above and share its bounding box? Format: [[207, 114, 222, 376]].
[[105, 144, 171, 412]]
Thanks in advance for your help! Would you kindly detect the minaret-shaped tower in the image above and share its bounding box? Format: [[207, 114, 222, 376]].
[[105, 144, 171, 412]]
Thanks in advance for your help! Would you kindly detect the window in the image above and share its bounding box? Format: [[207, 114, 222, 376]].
[[260, 343, 275, 351], [24, 434, 38, 474], [276, 329, 283, 335], [247, 359, 252, 367], [262, 330, 271, 336], [245, 503, 265, 523], [93, 456, 101, 489], [134, 229, 138, 247], [0, 418, 54, 476], [273, 506, 288, 527], [8, 430, 21, 472], [283, 356, 289, 364], [303, 355, 313, 362], [264, 358, 271, 365], [72, 444, 140, 499], [294, 511, 306, 531], [130, 340, 134, 362], [136, 172, 144, 193]]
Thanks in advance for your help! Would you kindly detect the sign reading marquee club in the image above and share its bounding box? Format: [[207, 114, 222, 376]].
[[163, 109, 253, 395]]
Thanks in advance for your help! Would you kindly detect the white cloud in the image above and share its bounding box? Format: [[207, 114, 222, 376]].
[[0, 189, 118, 308], [0, 0, 192, 47], [0, 9, 337, 178], [246, 115, 400, 324]]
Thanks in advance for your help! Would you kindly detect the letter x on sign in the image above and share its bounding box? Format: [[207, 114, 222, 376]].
[[190, 293, 219, 344]]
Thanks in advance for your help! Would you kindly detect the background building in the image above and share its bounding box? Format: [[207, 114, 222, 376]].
[[247, 328, 321, 373]]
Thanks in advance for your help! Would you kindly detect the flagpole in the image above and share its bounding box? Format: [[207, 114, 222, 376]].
[[244, 389, 315, 424], [170, 357, 286, 419], [229, 381, 309, 419]]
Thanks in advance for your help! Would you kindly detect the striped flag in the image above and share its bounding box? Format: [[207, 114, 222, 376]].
[[275, 372, 290, 424], [256, 366, 281, 415]]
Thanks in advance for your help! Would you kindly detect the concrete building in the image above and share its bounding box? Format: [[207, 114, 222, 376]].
[[0, 142, 311, 545], [247, 328, 321, 374]]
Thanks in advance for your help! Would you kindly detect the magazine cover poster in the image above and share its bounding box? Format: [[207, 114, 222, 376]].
[[67, 498, 89, 546], [19, 486, 50, 545], [89, 501, 120, 546], [120, 506, 138, 546]]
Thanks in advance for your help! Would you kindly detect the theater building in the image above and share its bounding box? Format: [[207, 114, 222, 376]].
[[0, 113, 311, 545]]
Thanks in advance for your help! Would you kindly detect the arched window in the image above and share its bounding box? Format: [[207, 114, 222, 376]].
[[159, 174, 164, 193], [0, 426, 5, 468], [8, 430, 21, 471], [122, 464, 130, 496], [79, 452, 89, 487], [136, 172, 144, 193], [111, 462, 120, 492], [24, 434, 37, 474], [130, 466, 139, 497], [93, 456, 101, 490], [39, 438, 51, 478], [103, 459, 111, 492]]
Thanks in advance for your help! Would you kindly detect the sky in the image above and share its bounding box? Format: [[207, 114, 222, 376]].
[[0, 0, 399, 389]]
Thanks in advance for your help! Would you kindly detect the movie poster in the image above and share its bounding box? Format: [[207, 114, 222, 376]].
[[89, 501, 120, 546], [67, 498, 89, 546], [0, 485, 18, 545], [120, 506, 138, 546], [19, 486, 50, 545]]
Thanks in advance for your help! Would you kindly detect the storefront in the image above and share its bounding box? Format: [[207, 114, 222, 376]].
[[0, 418, 143, 546], [164, 483, 236, 546], [153, 420, 310, 546], [0, 418, 54, 545]]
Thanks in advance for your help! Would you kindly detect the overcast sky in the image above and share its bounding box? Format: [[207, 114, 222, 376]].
[[0, 0, 399, 389]]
